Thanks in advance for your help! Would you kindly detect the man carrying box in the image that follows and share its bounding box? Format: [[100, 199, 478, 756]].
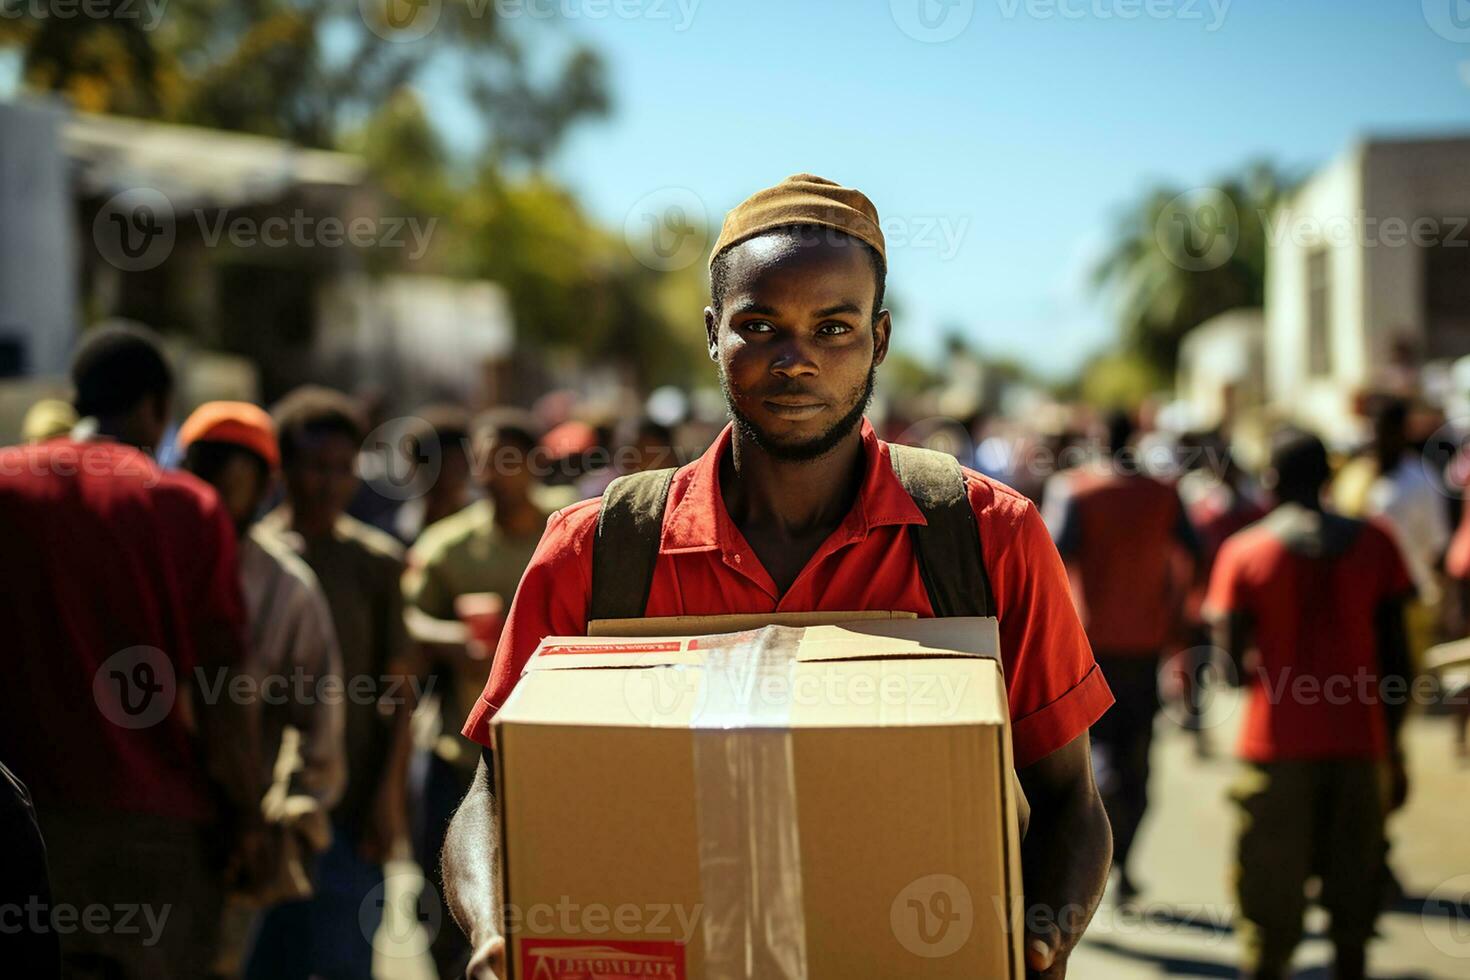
[[443, 174, 1116, 979]]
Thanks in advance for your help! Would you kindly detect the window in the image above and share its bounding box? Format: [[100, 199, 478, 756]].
[[1424, 236, 1470, 360], [1306, 248, 1332, 377]]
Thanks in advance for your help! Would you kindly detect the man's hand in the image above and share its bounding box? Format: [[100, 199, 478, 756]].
[[1025, 919, 1067, 978], [465, 934, 507, 979]]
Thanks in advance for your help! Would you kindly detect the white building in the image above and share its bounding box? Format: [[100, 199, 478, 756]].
[[1175, 307, 1264, 431], [1265, 135, 1470, 445]]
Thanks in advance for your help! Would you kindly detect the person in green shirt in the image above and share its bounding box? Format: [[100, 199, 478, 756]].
[[402, 408, 552, 978]]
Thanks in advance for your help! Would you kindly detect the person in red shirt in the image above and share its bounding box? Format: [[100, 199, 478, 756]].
[[1205, 429, 1415, 980], [443, 175, 1115, 980], [1052, 410, 1199, 901], [0, 325, 262, 979]]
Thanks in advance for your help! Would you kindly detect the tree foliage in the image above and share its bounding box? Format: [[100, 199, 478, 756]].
[[2, 0, 607, 159], [4, 3, 717, 385], [1092, 161, 1295, 373]]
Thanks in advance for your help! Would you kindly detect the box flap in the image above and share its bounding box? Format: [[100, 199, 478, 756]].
[[587, 609, 915, 637], [497, 657, 1006, 730], [524, 618, 999, 673]]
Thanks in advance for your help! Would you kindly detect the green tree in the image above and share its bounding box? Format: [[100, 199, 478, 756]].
[[352, 92, 709, 386], [1076, 350, 1169, 410], [1092, 161, 1294, 373], [1, 0, 607, 160]]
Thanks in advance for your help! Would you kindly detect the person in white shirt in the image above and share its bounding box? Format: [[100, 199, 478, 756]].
[[177, 402, 348, 978]]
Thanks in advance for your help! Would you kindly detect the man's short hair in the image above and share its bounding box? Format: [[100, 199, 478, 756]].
[[1270, 427, 1330, 497], [1104, 410, 1136, 456], [709, 225, 886, 321], [408, 404, 472, 461], [472, 407, 541, 456], [183, 440, 271, 487], [633, 418, 673, 446], [71, 324, 173, 418], [271, 386, 367, 467]]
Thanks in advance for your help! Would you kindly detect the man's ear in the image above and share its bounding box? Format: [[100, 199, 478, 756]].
[[704, 307, 719, 362], [871, 309, 893, 367]]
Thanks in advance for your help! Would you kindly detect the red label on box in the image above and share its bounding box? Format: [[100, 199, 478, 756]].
[[540, 642, 682, 657], [519, 938, 686, 979]]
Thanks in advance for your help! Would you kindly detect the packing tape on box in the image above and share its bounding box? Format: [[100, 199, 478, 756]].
[[689, 625, 809, 979]]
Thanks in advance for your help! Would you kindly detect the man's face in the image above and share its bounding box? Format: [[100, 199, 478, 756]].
[[476, 433, 536, 499], [283, 430, 359, 524], [211, 453, 270, 536], [705, 234, 890, 461], [431, 442, 472, 503]]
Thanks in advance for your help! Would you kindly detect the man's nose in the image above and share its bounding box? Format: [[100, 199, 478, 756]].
[[770, 338, 818, 378]]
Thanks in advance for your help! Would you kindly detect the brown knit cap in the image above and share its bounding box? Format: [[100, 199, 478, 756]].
[[709, 174, 885, 270]]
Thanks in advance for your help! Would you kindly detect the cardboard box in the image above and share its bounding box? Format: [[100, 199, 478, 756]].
[[492, 616, 1023, 979]]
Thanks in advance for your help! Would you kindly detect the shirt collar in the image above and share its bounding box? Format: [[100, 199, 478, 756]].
[[661, 417, 928, 554]]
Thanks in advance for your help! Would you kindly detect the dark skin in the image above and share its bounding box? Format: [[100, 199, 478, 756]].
[[444, 233, 1111, 979], [278, 429, 415, 864], [91, 392, 169, 454], [280, 430, 360, 538], [405, 435, 546, 652], [706, 235, 884, 595]]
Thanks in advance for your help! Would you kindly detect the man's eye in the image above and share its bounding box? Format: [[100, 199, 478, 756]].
[[818, 322, 853, 336], [741, 321, 775, 334]]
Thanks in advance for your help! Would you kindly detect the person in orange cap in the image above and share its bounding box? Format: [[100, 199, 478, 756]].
[[177, 401, 348, 975]]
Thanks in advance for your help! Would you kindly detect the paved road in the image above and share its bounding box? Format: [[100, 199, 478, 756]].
[[374, 690, 1470, 978], [1070, 693, 1470, 978]]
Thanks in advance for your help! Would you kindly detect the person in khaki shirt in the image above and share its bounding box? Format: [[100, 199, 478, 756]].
[[403, 408, 551, 978]]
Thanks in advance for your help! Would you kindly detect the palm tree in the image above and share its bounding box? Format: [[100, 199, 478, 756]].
[[1092, 161, 1296, 373]]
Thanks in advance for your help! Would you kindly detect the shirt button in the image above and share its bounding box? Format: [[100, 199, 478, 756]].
[[733, 553, 742, 564]]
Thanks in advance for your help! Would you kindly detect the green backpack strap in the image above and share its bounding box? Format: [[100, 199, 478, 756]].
[[589, 467, 678, 622], [887, 442, 994, 618]]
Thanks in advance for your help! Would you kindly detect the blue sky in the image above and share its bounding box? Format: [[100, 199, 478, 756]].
[[5, 1, 1466, 378], [499, 0, 1470, 378]]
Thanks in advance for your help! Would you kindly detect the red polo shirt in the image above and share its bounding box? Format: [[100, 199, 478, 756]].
[[0, 439, 245, 822], [1204, 513, 1415, 762], [464, 421, 1111, 768], [1053, 468, 1197, 655]]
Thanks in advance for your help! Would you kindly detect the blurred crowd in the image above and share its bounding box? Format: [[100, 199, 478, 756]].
[[2, 321, 1468, 980]]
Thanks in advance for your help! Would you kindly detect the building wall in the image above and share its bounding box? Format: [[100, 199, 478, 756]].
[[1264, 145, 1364, 445], [1361, 139, 1470, 365], [0, 101, 77, 378], [1176, 309, 1264, 430]]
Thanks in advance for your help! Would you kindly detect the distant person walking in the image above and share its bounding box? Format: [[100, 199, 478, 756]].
[[0, 325, 262, 979], [248, 386, 413, 980], [403, 408, 551, 977], [1053, 410, 1199, 901], [1334, 397, 1449, 665], [178, 403, 349, 972], [1207, 429, 1415, 980]]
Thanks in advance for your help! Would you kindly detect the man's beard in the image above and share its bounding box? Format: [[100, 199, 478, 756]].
[[721, 361, 876, 462]]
